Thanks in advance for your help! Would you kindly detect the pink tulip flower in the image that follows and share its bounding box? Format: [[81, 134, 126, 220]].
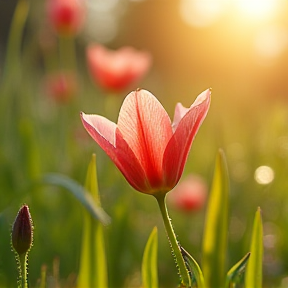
[[81, 88, 211, 195], [86, 44, 151, 92], [168, 175, 207, 212], [46, 0, 86, 37]]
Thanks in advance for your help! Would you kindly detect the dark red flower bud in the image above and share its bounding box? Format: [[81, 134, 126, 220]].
[[12, 205, 33, 255]]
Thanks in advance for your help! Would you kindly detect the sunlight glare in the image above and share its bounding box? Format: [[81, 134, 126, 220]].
[[254, 26, 288, 65], [179, 0, 227, 27], [234, 0, 280, 20]]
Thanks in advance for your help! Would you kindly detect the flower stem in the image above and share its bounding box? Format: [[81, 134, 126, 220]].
[[155, 193, 191, 287], [0, 0, 29, 107], [18, 253, 28, 288], [59, 35, 77, 71]]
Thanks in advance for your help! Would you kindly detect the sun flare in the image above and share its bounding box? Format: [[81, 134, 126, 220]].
[[234, 0, 281, 21], [180, 0, 283, 27]]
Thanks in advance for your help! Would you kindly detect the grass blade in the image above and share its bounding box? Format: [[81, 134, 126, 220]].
[[43, 172, 110, 225], [226, 252, 250, 288], [245, 207, 263, 288], [180, 246, 205, 288], [142, 227, 158, 288], [202, 149, 229, 288], [77, 154, 108, 288]]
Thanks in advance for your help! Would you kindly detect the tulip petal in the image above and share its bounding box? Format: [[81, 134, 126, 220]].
[[117, 89, 173, 191], [172, 103, 189, 132], [163, 89, 211, 188], [80, 112, 151, 192]]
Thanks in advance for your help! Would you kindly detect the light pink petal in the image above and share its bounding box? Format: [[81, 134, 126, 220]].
[[81, 113, 117, 146], [163, 89, 211, 188], [172, 103, 189, 132], [80, 112, 151, 192], [117, 89, 173, 191]]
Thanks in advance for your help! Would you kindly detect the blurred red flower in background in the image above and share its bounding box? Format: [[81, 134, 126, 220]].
[[46, 0, 86, 37], [168, 175, 208, 212], [86, 44, 152, 92], [43, 71, 78, 103], [81, 88, 211, 195]]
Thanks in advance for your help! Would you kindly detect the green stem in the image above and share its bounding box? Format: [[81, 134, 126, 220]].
[[19, 253, 28, 288], [155, 193, 191, 287], [58, 36, 77, 71], [40, 265, 47, 288], [0, 0, 29, 106]]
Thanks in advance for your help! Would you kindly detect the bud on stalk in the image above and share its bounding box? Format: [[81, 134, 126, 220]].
[[11, 204, 34, 288], [12, 205, 33, 255]]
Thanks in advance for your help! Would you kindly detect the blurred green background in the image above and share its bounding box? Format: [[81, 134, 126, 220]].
[[1, 0, 288, 287]]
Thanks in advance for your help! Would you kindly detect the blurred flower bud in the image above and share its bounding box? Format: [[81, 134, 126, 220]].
[[168, 175, 207, 212], [43, 70, 78, 103], [12, 205, 33, 255], [46, 0, 86, 37], [86, 44, 152, 92]]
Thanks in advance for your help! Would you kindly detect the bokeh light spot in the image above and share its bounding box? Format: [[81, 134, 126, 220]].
[[254, 26, 288, 65], [90, 0, 119, 12], [264, 234, 277, 249], [85, 13, 118, 43], [254, 165, 274, 185], [83, 0, 122, 43], [179, 0, 227, 27], [233, 0, 280, 20]]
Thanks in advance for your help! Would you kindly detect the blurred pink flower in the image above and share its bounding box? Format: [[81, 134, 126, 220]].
[[168, 175, 208, 212], [80, 88, 211, 195], [46, 0, 86, 37], [86, 44, 152, 92], [43, 71, 78, 103]]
